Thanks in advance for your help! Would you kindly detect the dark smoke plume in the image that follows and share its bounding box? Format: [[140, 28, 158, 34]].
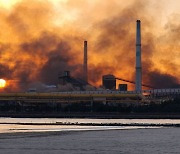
[[0, 0, 179, 92]]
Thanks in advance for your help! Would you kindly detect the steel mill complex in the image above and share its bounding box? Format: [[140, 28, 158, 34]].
[[0, 20, 180, 116]]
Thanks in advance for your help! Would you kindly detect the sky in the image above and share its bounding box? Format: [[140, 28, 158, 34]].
[[0, 0, 179, 91]]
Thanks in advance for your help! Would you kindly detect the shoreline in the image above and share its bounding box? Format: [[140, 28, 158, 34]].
[[0, 127, 163, 136], [0, 122, 179, 127]]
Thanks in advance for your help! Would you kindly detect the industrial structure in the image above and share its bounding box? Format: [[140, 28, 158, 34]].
[[119, 84, 128, 91], [58, 71, 88, 90], [102, 75, 116, 90], [0, 20, 179, 116], [83, 41, 88, 83], [58, 41, 90, 90], [102, 20, 143, 92], [57, 21, 144, 93], [135, 20, 142, 92]]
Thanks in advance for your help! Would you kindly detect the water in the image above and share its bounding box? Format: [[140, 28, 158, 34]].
[[0, 128, 179, 154], [0, 118, 180, 153]]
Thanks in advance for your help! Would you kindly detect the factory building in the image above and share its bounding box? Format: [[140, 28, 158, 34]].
[[58, 71, 88, 90], [119, 84, 128, 91], [102, 75, 116, 90]]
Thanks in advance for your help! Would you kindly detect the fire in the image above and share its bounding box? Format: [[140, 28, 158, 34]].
[[0, 79, 6, 88]]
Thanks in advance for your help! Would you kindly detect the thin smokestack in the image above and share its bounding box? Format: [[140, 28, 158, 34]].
[[83, 40, 88, 83], [135, 20, 142, 92]]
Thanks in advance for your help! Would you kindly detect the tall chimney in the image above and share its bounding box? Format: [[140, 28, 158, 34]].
[[135, 20, 142, 92], [83, 40, 88, 83]]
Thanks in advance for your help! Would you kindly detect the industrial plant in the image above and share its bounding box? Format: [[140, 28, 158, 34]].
[[51, 20, 142, 92], [0, 20, 180, 117]]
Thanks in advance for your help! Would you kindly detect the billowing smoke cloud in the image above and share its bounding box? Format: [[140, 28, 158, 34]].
[[148, 71, 180, 88], [0, 0, 179, 92]]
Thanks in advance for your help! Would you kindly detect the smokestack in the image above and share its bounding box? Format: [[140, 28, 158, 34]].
[[83, 40, 88, 83], [135, 20, 142, 92]]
